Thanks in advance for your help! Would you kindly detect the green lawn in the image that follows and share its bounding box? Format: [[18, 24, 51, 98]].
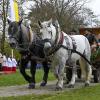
[[0, 68, 55, 86]]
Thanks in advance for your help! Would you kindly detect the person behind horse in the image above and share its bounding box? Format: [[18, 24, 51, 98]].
[[2, 53, 8, 72], [11, 56, 17, 72], [7, 55, 12, 72], [84, 30, 98, 52], [96, 34, 100, 46], [70, 29, 77, 35]]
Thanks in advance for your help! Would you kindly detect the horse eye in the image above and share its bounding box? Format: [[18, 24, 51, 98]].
[[47, 25, 50, 27]]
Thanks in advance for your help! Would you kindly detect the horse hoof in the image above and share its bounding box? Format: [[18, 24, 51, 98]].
[[28, 83, 35, 89], [85, 83, 89, 87], [64, 81, 69, 85], [55, 86, 62, 91], [40, 81, 47, 87], [67, 84, 74, 88]]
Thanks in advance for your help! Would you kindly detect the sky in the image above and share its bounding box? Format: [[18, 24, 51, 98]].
[[22, 1, 34, 14], [87, 0, 100, 16]]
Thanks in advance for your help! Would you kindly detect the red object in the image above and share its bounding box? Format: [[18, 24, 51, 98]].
[[12, 67, 16, 72], [7, 67, 12, 71], [2, 66, 7, 72]]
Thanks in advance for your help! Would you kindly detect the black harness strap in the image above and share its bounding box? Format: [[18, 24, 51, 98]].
[[46, 31, 64, 56], [46, 43, 92, 65], [70, 36, 77, 50], [64, 36, 72, 62], [44, 29, 92, 65], [61, 45, 92, 65]]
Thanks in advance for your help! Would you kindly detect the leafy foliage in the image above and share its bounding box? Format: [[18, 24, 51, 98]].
[[91, 47, 100, 62]]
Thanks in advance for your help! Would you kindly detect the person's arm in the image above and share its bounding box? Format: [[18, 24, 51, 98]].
[[94, 36, 98, 44]]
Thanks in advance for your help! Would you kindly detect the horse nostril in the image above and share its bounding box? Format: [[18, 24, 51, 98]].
[[10, 43, 16, 48]]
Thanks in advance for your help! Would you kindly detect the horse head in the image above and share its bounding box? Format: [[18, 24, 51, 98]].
[[38, 19, 60, 50], [7, 18, 23, 48]]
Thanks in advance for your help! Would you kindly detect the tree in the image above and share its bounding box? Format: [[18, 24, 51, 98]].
[[81, 7, 100, 27], [28, 0, 90, 33], [0, 0, 9, 53], [0, 0, 27, 53]]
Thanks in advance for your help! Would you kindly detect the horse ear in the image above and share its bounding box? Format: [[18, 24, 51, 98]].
[[48, 18, 52, 25], [54, 20, 59, 27], [18, 19, 23, 25], [38, 20, 42, 28]]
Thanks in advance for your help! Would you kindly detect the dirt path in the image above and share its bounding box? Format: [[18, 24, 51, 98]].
[[0, 80, 98, 97]]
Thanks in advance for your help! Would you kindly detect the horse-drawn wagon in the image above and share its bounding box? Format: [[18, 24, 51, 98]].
[[65, 27, 100, 83], [79, 27, 100, 83]]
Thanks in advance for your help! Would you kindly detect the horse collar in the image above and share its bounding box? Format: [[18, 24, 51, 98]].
[[44, 31, 64, 57], [58, 31, 64, 45]]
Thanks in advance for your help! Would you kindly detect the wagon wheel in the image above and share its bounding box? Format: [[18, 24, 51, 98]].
[[93, 67, 100, 83]]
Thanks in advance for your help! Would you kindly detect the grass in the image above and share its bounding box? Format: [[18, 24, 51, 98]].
[[0, 84, 100, 100], [0, 68, 55, 86], [0, 68, 100, 100]]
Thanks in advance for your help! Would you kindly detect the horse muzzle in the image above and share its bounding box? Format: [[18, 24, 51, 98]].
[[42, 39, 52, 49], [44, 42, 51, 49]]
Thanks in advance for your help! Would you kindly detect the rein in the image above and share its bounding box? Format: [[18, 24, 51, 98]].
[[45, 31, 64, 56], [61, 45, 92, 65], [45, 43, 92, 65]]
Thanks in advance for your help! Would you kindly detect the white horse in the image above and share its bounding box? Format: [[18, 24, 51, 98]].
[[38, 19, 92, 90]]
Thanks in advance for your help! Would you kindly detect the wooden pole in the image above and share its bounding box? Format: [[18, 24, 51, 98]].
[[11, 49, 13, 58]]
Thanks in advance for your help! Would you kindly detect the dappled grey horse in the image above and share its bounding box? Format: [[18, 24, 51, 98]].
[[38, 19, 92, 90], [7, 19, 50, 89]]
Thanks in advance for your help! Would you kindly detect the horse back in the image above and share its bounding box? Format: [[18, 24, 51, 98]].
[[71, 35, 91, 55]]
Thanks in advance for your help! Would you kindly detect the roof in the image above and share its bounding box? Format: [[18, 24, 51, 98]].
[[79, 27, 100, 35]]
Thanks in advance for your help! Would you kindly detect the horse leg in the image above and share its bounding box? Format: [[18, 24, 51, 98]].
[[55, 60, 66, 90], [28, 60, 37, 89], [68, 60, 77, 88], [79, 58, 86, 79], [80, 57, 92, 86], [79, 57, 92, 86], [19, 58, 31, 83], [40, 61, 50, 86], [85, 63, 92, 86]]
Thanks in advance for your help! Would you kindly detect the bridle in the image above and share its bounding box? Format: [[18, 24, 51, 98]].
[[41, 25, 54, 46], [42, 24, 64, 57], [8, 24, 30, 51]]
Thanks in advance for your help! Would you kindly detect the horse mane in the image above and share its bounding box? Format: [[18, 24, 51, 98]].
[[20, 24, 34, 43], [26, 25, 34, 43]]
